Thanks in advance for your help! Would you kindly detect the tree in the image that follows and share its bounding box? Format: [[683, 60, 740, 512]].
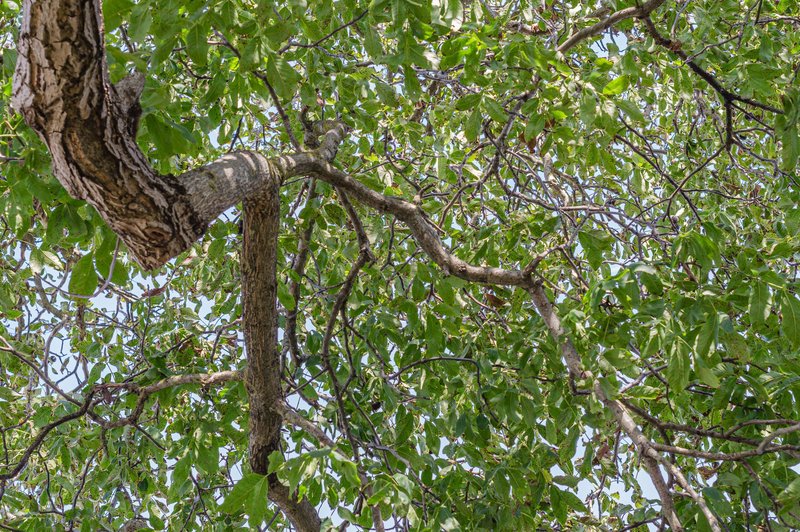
[[1, 0, 799, 529]]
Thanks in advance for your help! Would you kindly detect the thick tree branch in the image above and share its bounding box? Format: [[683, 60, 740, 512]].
[[241, 175, 321, 531], [11, 0, 347, 270]]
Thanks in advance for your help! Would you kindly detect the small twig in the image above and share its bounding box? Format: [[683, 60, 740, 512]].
[[279, 10, 368, 53], [0, 392, 96, 481]]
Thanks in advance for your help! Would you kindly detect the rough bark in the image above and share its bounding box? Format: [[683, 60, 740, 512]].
[[242, 173, 283, 475], [11, 0, 346, 271], [12, 0, 204, 270], [242, 179, 321, 531]]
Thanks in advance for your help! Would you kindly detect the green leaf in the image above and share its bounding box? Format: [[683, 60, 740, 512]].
[[186, 22, 209, 66], [69, 253, 99, 296], [196, 443, 219, 475], [550, 486, 567, 524], [616, 99, 645, 123], [779, 476, 800, 505], [340, 460, 361, 487], [278, 281, 296, 311], [578, 230, 613, 269], [363, 26, 384, 58], [103, 0, 133, 29], [240, 40, 263, 70], [602, 74, 629, 96], [483, 98, 508, 123], [580, 92, 596, 127], [780, 125, 799, 170], [221, 473, 265, 514], [441, 0, 463, 31], [695, 356, 720, 387], [749, 282, 770, 324], [172, 454, 191, 487], [248, 475, 270, 524], [781, 293, 800, 347], [666, 340, 690, 392], [404, 66, 421, 100], [465, 108, 482, 141], [266, 53, 300, 101], [694, 317, 716, 359], [455, 93, 481, 111], [95, 232, 128, 285], [426, 311, 444, 355]]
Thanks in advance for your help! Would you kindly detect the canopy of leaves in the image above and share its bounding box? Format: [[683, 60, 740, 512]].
[[1, 0, 800, 530]]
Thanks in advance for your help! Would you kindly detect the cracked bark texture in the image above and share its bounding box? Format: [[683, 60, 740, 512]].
[[12, 0, 205, 270]]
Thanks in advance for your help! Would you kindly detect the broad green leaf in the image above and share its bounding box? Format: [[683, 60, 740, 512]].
[[781, 293, 800, 347], [248, 475, 270, 524], [221, 474, 265, 514], [616, 99, 645, 123], [780, 125, 799, 170], [404, 66, 421, 100], [441, 0, 463, 31], [455, 93, 481, 111], [602, 75, 629, 96], [425, 311, 444, 356], [483, 98, 508, 123], [779, 477, 800, 505], [465, 108, 482, 141], [266, 53, 300, 101], [186, 22, 209, 66], [666, 340, 690, 392], [749, 282, 770, 324], [69, 253, 99, 296]]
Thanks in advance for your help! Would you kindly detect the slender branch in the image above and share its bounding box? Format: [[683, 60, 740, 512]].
[[757, 422, 800, 453], [557, 0, 667, 53], [641, 16, 782, 114], [318, 249, 385, 532], [0, 392, 95, 481], [278, 10, 368, 53], [285, 179, 319, 364], [650, 441, 800, 461], [275, 403, 337, 449], [526, 283, 687, 530], [100, 370, 243, 429], [99, 370, 243, 394], [0, 337, 82, 407]]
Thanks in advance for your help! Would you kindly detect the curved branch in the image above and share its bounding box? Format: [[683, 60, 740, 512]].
[[641, 16, 783, 115], [0, 392, 95, 481], [11, 0, 348, 270]]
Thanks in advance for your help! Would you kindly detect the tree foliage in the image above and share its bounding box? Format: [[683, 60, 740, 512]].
[[1, 0, 800, 530]]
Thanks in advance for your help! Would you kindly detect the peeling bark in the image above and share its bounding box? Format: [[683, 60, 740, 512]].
[[11, 0, 345, 271]]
